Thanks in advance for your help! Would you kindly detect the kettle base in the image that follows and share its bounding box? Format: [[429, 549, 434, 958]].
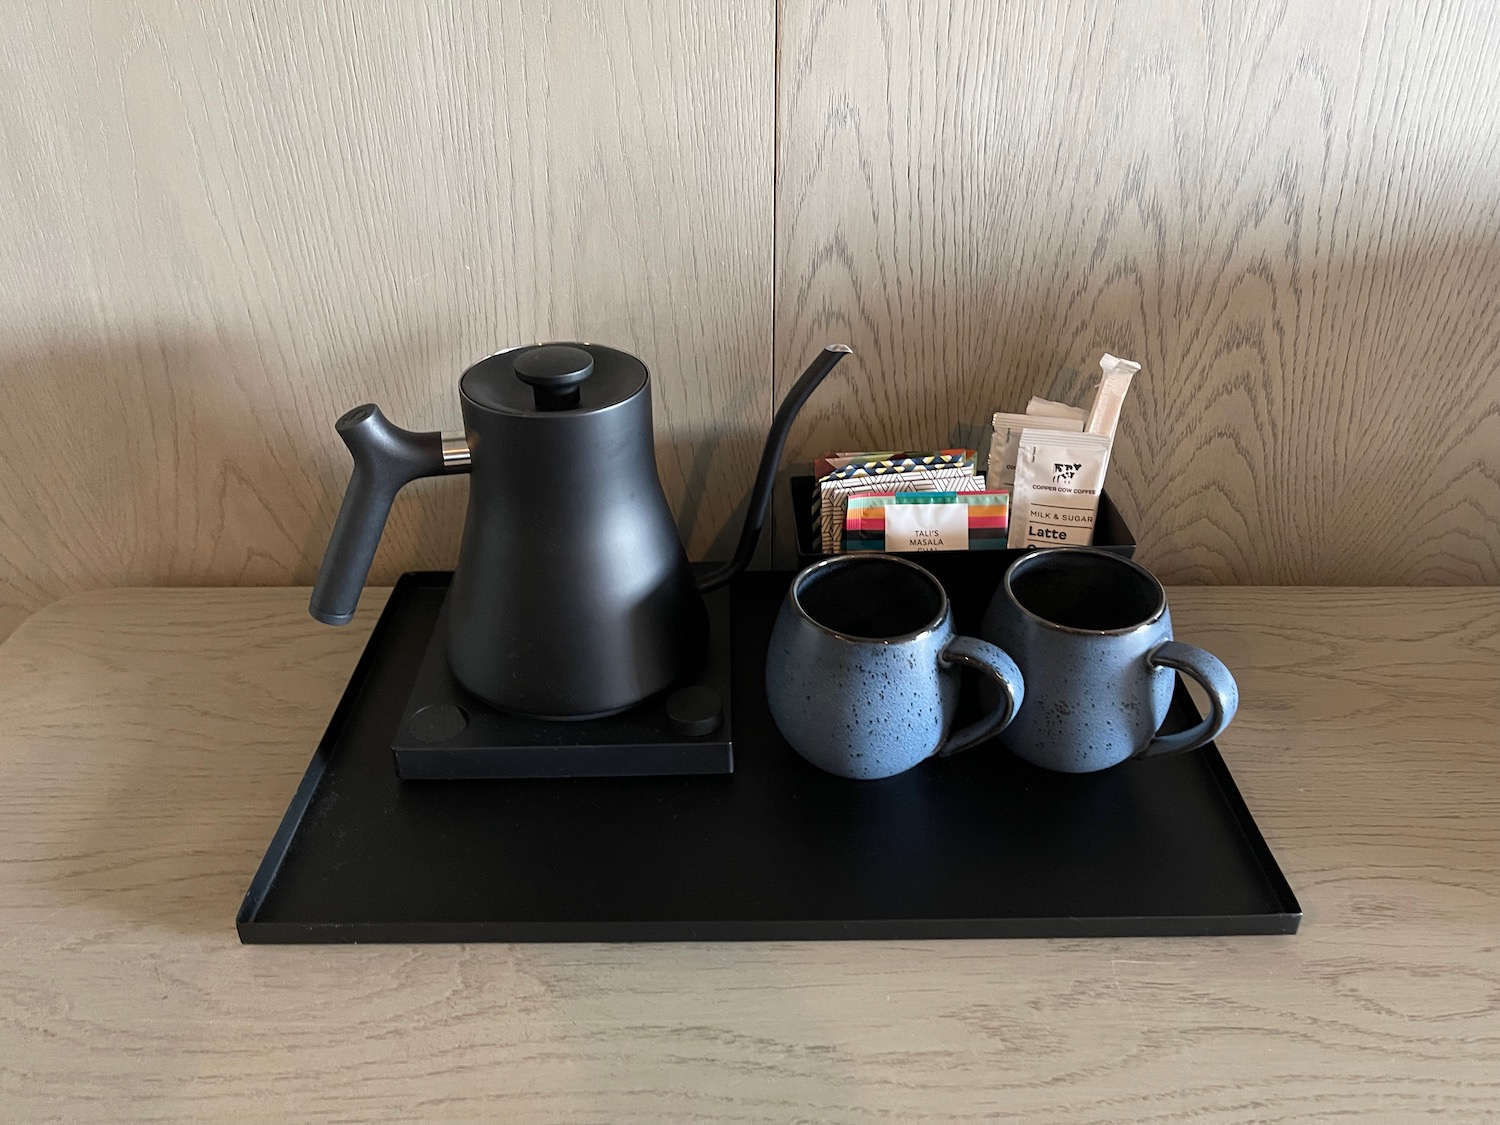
[[392, 580, 734, 780]]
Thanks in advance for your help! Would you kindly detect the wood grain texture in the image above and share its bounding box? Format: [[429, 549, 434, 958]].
[[0, 0, 773, 641], [773, 0, 1500, 581], [0, 585, 1497, 1123]]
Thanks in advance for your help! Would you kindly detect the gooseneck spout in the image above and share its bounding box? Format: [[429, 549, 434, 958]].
[[308, 405, 471, 625], [697, 344, 853, 593]]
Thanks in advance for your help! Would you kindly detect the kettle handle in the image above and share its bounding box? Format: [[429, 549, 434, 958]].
[[308, 405, 471, 625]]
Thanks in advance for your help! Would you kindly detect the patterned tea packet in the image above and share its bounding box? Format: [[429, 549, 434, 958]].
[[815, 451, 980, 553]]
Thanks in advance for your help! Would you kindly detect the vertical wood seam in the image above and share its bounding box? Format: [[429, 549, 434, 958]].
[[769, 0, 785, 559]]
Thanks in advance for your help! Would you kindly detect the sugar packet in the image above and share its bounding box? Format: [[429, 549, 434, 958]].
[[1085, 353, 1140, 438]]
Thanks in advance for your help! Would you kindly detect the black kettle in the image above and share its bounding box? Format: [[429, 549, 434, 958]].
[[309, 342, 850, 719]]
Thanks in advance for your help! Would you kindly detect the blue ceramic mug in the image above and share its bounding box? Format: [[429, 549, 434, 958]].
[[980, 547, 1238, 773], [766, 554, 1024, 780]]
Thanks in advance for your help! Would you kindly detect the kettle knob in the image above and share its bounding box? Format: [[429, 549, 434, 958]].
[[514, 344, 594, 409]]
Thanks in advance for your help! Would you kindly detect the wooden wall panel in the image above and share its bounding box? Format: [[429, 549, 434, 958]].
[[774, 0, 1500, 582], [3, 0, 1499, 638], [0, 1, 773, 639]]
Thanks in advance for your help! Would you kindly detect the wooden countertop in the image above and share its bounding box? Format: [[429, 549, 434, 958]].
[[1, 585, 1497, 1123]]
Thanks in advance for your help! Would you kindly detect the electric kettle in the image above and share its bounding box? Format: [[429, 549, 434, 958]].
[[309, 342, 850, 720]]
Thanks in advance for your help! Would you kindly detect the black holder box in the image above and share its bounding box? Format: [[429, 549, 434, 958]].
[[238, 570, 1300, 944], [789, 476, 1136, 630]]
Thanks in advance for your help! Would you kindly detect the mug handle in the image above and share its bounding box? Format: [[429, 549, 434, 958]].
[[1139, 641, 1240, 758], [935, 636, 1025, 757]]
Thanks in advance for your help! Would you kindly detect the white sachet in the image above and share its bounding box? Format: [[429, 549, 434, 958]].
[[989, 411, 1083, 488], [1085, 353, 1140, 438], [1007, 428, 1113, 548], [1026, 395, 1088, 423]]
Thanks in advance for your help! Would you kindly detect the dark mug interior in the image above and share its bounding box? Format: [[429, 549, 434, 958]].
[[1007, 550, 1165, 632], [794, 556, 945, 640]]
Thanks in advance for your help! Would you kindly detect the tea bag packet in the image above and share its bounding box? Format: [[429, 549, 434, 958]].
[[818, 481, 916, 552], [1006, 428, 1113, 548], [1084, 353, 1140, 438], [844, 491, 1009, 552], [812, 451, 903, 549], [989, 412, 1083, 489], [813, 451, 901, 478], [816, 452, 981, 552]]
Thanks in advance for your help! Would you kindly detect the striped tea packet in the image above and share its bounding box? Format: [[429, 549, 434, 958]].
[[844, 491, 1010, 552]]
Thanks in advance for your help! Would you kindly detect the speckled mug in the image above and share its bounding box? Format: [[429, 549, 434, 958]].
[[765, 554, 1024, 780], [979, 548, 1238, 773]]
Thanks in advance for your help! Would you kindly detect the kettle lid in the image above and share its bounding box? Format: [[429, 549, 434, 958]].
[[460, 342, 647, 416]]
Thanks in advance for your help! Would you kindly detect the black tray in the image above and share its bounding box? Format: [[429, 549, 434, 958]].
[[238, 572, 1300, 943]]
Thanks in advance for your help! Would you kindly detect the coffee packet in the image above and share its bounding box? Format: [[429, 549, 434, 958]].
[[988, 412, 1083, 489], [1006, 428, 1113, 548]]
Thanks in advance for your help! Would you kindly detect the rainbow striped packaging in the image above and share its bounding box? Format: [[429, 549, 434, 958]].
[[815, 450, 979, 553], [844, 491, 1010, 552]]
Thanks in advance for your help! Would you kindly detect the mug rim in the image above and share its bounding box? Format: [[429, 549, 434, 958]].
[[789, 553, 949, 645], [1003, 547, 1167, 636]]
